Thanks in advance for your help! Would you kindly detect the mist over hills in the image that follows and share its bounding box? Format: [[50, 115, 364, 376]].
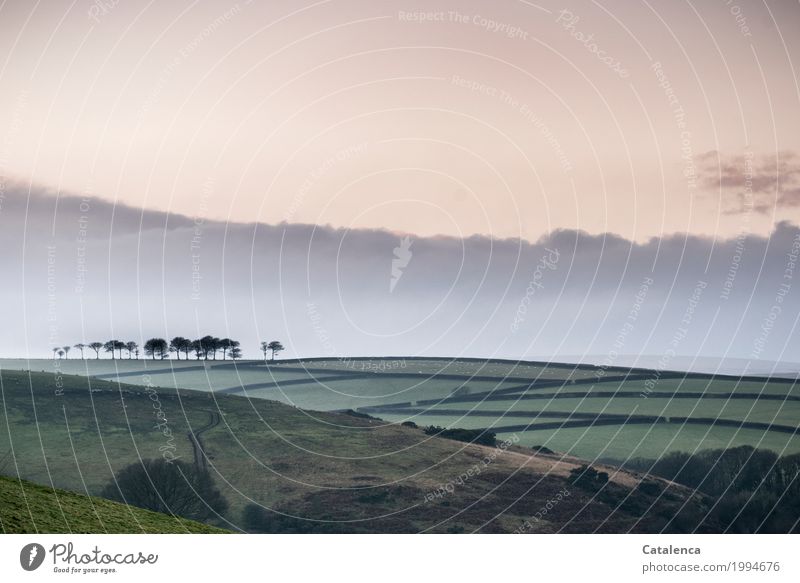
[[0, 183, 798, 366]]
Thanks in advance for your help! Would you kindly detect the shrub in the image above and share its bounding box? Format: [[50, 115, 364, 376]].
[[423, 425, 497, 447], [101, 458, 228, 521], [569, 465, 609, 491], [637, 480, 662, 496]]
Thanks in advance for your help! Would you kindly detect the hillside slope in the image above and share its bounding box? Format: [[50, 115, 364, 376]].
[[0, 368, 718, 533], [0, 475, 226, 533], [2, 357, 795, 461]]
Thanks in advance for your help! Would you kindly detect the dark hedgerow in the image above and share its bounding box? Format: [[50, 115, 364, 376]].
[[423, 425, 497, 447], [341, 409, 382, 421]]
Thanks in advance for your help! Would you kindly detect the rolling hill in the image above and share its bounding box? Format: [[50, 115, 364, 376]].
[[0, 365, 720, 533], [3, 356, 797, 461]]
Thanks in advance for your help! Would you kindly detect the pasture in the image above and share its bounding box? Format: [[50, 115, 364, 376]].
[[2, 356, 798, 462], [0, 366, 717, 533]]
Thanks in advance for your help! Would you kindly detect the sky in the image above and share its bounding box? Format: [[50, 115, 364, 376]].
[[1, 0, 799, 241], [0, 0, 799, 364]]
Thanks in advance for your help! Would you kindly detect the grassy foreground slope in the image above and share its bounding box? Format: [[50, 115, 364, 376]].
[[0, 475, 225, 533], [0, 368, 717, 533]]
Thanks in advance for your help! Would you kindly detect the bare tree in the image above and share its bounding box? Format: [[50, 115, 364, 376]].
[[191, 340, 202, 360], [199, 336, 217, 360], [218, 338, 232, 360], [101, 458, 228, 521], [210, 337, 221, 360], [169, 337, 190, 360], [229, 340, 241, 360], [89, 342, 103, 359], [266, 341, 284, 361], [103, 340, 117, 359], [125, 341, 138, 359], [144, 338, 168, 360]]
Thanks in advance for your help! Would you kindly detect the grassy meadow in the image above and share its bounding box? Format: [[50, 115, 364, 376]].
[[0, 474, 226, 533], [0, 364, 721, 533], [3, 356, 796, 462]]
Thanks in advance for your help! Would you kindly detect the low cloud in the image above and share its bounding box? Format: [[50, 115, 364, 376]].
[[0, 183, 798, 367]]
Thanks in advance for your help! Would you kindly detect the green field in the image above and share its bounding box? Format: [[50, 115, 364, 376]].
[[0, 474, 226, 533], [3, 357, 796, 462], [0, 366, 720, 533]]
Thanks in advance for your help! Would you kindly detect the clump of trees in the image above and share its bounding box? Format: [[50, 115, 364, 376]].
[[103, 340, 126, 359], [260, 341, 284, 361], [54, 336, 256, 360], [144, 338, 168, 359], [623, 446, 800, 533], [101, 458, 228, 521]]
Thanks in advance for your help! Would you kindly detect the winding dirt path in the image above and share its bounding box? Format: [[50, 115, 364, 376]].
[[187, 410, 220, 470]]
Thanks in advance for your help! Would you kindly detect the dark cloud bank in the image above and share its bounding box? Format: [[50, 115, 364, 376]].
[[1, 184, 798, 370]]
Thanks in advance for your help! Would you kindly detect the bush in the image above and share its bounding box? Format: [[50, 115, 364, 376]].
[[531, 445, 555, 455], [101, 458, 228, 521], [637, 480, 662, 496], [423, 425, 497, 447], [400, 421, 418, 428], [569, 465, 609, 491]]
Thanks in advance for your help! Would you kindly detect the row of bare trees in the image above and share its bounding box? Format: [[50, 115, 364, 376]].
[[53, 337, 286, 361], [52, 337, 240, 360]]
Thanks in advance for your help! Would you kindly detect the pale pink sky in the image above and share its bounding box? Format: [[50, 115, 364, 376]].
[[1, 0, 799, 241]]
